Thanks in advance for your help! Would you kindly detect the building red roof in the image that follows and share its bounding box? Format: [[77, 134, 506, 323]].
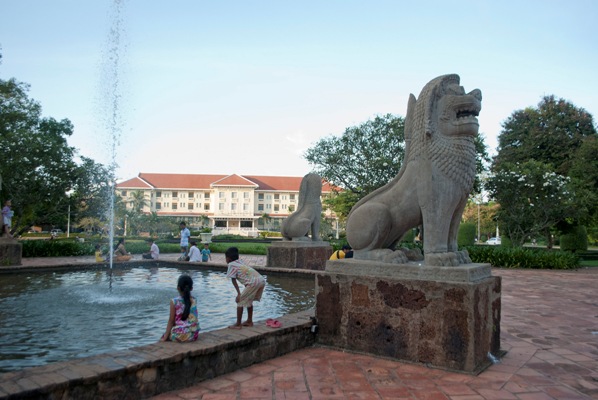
[[116, 173, 333, 193], [212, 174, 259, 187]]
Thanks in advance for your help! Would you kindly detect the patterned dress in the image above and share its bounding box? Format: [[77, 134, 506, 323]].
[[169, 296, 200, 342], [226, 260, 266, 307]]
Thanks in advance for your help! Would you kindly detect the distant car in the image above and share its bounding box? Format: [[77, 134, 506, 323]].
[[486, 237, 501, 245], [50, 229, 63, 236]]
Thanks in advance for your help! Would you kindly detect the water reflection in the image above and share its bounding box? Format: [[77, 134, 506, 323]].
[[0, 267, 315, 372]]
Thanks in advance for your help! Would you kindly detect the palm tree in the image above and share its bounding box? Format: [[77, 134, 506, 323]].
[[130, 190, 149, 213]]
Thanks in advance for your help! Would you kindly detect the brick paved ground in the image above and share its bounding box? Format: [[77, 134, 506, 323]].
[[147, 266, 598, 400], [15, 256, 598, 399]]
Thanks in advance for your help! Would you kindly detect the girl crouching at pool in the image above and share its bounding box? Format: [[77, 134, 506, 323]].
[[160, 275, 200, 342]]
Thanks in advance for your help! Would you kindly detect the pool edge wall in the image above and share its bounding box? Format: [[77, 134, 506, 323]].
[[0, 310, 315, 400]]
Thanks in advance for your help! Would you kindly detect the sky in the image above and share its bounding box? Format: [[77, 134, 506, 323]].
[[1, 0, 597, 183]]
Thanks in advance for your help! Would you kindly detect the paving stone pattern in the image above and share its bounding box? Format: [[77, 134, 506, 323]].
[[150, 267, 598, 400], [9, 256, 598, 399]]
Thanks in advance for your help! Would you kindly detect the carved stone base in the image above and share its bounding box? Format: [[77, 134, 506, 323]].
[[266, 241, 333, 270], [316, 259, 501, 374], [0, 237, 22, 266]]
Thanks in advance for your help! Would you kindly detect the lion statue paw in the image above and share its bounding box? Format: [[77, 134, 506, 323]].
[[425, 252, 460, 267], [399, 247, 424, 262], [354, 248, 408, 264], [456, 250, 472, 264]]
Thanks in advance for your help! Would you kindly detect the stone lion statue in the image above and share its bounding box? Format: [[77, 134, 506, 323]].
[[280, 173, 322, 241], [346, 74, 482, 266]]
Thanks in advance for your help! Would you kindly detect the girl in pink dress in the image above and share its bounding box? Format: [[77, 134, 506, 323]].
[[160, 275, 200, 342]]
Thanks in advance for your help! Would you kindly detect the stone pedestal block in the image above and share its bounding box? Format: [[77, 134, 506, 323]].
[[0, 238, 22, 266], [267, 241, 333, 270], [316, 259, 501, 374]]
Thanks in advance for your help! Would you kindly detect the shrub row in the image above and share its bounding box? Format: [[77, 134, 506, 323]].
[[21, 239, 270, 258], [21, 238, 581, 269], [465, 246, 579, 270]]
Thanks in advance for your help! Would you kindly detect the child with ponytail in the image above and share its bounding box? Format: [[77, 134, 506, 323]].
[[160, 275, 200, 342]]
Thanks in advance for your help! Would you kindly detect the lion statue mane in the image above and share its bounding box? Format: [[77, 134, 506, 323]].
[[346, 74, 482, 266]]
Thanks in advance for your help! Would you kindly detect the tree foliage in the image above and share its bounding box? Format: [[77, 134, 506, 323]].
[[486, 161, 576, 247], [304, 114, 405, 198], [494, 95, 596, 175], [461, 200, 500, 241], [0, 77, 112, 234], [488, 95, 598, 246]]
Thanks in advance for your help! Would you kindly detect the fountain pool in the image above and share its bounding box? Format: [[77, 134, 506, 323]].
[[0, 266, 315, 372]]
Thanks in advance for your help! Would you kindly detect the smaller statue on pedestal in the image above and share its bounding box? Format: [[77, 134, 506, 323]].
[[280, 173, 322, 241]]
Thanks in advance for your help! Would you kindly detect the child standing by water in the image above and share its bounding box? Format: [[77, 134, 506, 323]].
[[160, 275, 200, 342], [201, 243, 212, 262], [225, 247, 266, 329], [2, 199, 14, 238]]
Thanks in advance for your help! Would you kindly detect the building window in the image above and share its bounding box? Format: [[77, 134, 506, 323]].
[[231, 192, 237, 199], [204, 204, 210, 211], [172, 203, 178, 210], [156, 202, 161, 210], [205, 192, 210, 199], [188, 192, 193, 199], [215, 220, 227, 228], [266, 195, 272, 200], [156, 191, 161, 198], [241, 221, 252, 228], [282, 195, 287, 200], [172, 191, 178, 198], [231, 203, 237, 211], [219, 203, 225, 211], [282, 204, 287, 209], [121, 191, 127, 196], [274, 204, 279, 212], [274, 194, 280, 200], [258, 204, 264, 211], [266, 204, 271, 209], [258, 193, 264, 200], [290, 194, 295, 201], [219, 192, 225, 199], [243, 203, 249, 211], [243, 192, 249, 199], [188, 203, 194, 210]]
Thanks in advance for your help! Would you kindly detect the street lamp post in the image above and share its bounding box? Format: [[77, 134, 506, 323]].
[[67, 204, 71, 238], [477, 201, 480, 243]]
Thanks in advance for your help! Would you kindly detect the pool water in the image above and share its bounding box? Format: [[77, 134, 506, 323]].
[[0, 266, 315, 372]]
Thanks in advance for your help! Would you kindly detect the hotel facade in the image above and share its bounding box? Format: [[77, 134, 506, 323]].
[[115, 173, 335, 237]]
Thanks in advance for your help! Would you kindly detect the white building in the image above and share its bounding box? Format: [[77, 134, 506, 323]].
[[116, 173, 335, 237]]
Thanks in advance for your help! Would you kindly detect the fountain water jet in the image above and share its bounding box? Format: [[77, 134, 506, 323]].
[[97, 0, 127, 270]]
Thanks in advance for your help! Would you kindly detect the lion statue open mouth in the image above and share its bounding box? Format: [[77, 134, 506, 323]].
[[346, 74, 482, 266]]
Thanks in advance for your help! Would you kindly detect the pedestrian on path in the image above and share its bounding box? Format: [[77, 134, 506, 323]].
[[178, 222, 190, 261], [2, 199, 14, 238]]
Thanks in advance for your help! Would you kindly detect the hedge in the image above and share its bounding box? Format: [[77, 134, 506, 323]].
[[465, 246, 579, 270]]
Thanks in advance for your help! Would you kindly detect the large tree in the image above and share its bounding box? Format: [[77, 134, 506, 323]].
[[494, 95, 596, 175], [486, 161, 578, 247], [305, 114, 406, 197], [488, 96, 597, 245], [0, 77, 111, 234]]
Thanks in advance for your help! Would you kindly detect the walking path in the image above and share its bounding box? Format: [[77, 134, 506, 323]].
[[13, 256, 598, 399], [19, 252, 267, 268]]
